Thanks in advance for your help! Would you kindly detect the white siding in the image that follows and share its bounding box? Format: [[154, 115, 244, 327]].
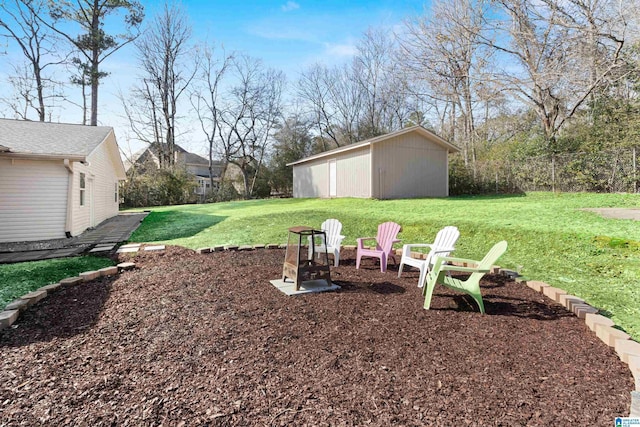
[[0, 158, 68, 242], [293, 158, 328, 198], [371, 133, 449, 199], [71, 134, 121, 235], [336, 146, 370, 198]]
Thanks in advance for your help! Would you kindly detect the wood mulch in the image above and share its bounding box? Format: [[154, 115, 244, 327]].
[[0, 246, 633, 425]]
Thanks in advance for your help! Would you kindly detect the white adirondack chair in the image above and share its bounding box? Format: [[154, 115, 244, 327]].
[[309, 219, 345, 267], [398, 226, 460, 288]]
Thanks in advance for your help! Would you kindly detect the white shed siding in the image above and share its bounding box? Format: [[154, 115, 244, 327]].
[[293, 158, 329, 198], [0, 158, 68, 242], [335, 146, 370, 198], [70, 136, 121, 235], [371, 133, 449, 199]]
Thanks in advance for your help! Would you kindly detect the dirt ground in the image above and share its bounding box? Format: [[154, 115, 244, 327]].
[[0, 247, 633, 425]]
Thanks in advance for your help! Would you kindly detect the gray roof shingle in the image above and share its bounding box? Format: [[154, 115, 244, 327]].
[[0, 118, 112, 157], [184, 151, 209, 165]]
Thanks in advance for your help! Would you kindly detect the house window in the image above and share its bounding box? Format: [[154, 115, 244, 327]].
[[80, 173, 85, 206], [115, 182, 118, 203]]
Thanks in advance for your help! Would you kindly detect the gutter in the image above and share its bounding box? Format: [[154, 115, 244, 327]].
[[0, 152, 85, 162]]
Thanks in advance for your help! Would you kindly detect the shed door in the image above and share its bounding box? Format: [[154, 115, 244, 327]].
[[328, 159, 337, 197]]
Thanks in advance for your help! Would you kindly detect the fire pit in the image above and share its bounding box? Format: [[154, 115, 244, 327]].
[[282, 226, 332, 291]]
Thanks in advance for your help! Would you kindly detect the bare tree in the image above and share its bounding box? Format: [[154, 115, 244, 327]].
[[123, 1, 196, 169], [297, 63, 348, 149], [38, 0, 144, 125], [481, 0, 629, 151], [354, 28, 411, 138], [194, 54, 284, 198], [224, 55, 284, 198], [298, 28, 415, 151], [2, 62, 40, 119], [0, 0, 66, 121], [191, 42, 233, 192], [399, 0, 490, 169], [268, 110, 314, 195], [542, 0, 635, 121], [297, 61, 374, 148], [327, 63, 365, 144]]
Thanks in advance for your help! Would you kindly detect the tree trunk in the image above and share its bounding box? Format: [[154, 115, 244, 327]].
[[633, 146, 638, 193], [551, 154, 556, 193], [90, 1, 100, 126], [33, 65, 45, 121], [82, 81, 87, 125]]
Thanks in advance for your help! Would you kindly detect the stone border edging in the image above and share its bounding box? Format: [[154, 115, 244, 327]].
[[517, 277, 640, 416], [0, 261, 137, 332]]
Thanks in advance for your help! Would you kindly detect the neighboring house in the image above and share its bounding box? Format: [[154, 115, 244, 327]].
[[287, 126, 461, 199], [0, 119, 126, 243], [127, 143, 225, 196]]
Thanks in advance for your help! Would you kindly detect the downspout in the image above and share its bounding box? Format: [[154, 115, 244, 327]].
[[64, 159, 74, 238]]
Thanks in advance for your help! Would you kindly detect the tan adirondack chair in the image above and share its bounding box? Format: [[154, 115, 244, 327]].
[[398, 226, 460, 288], [423, 241, 508, 314]]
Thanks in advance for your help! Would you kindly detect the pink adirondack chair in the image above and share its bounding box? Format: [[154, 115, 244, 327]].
[[356, 222, 402, 272]]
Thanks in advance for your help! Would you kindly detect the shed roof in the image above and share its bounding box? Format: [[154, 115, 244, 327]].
[[287, 125, 460, 167], [0, 118, 113, 158]]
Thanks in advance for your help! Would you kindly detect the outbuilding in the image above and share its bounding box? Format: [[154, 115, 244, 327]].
[[0, 119, 126, 243], [288, 126, 460, 199]]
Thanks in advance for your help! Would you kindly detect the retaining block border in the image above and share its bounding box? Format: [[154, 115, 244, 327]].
[[517, 277, 639, 415], [0, 261, 137, 332]]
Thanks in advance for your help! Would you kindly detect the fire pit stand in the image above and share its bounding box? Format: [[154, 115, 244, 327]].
[[282, 226, 332, 291]]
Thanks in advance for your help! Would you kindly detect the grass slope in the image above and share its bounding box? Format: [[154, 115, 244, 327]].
[[128, 192, 640, 340]]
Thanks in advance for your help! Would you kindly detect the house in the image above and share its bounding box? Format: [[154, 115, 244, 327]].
[[127, 143, 225, 196], [0, 119, 126, 243], [287, 126, 461, 199]]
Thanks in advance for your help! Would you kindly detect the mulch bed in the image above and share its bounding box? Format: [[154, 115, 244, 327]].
[[0, 246, 633, 425]]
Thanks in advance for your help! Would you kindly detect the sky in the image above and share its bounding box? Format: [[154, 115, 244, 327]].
[[0, 0, 428, 158]]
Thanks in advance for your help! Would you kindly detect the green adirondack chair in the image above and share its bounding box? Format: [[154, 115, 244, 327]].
[[422, 241, 508, 314]]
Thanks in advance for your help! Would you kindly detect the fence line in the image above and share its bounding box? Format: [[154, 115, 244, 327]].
[[451, 147, 640, 194]]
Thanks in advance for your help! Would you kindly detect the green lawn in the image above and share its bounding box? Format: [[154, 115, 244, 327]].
[[2, 192, 638, 340], [127, 192, 640, 340], [0, 256, 114, 308]]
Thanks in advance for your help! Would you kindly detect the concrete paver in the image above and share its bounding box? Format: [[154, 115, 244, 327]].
[[583, 208, 640, 221], [120, 243, 142, 249], [89, 245, 116, 253], [116, 247, 139, 253]]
